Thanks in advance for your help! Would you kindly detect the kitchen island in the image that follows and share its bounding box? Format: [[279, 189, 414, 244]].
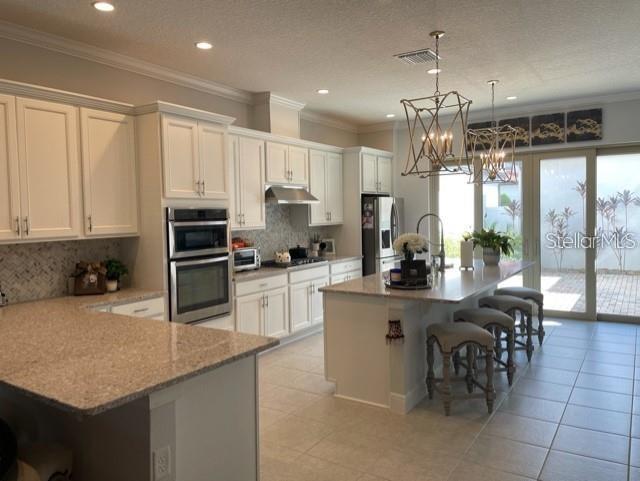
[[320, 260, 533, 414], [0, 289, 277, 481]]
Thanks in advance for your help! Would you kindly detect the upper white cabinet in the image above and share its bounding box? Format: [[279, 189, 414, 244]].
[[308, 149, 343, 225], [16, 97, 82, 240], [361, 152, 393, 194], [80, 108, 138, 236], [266, 141, 308, 186], [229, 135, 266, 230], [0, 94, 20, 242], [162, 114, 228, 200]]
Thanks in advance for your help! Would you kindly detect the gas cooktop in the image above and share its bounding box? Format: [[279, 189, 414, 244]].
[[262, 257, 328, 268]]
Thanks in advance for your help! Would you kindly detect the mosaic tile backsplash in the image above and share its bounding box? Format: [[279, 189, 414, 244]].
[[0, 239, 122, 304], [233, 204, 338, 260]]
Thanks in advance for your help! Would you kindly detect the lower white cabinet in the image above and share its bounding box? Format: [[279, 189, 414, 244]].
[[102, 296, 166, 320], [330, 271, 361, 284], [330, 259, 363, 285], [289, 275, 329, 332], [235, 286, 289, 338]]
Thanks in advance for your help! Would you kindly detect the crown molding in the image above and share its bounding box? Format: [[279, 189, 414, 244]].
[[134, 101, 236, 125], [252, 92, 306, 111], [0, 78, 135, 114], [357, 120, 398, 134], [0, 20, 253, 105], [299, 110, 358, 133], [229, 125, 344, 153]]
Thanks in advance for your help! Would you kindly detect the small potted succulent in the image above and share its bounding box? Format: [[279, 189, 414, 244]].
[[470, 228, 514, 265], [104, 258, 128, 292]]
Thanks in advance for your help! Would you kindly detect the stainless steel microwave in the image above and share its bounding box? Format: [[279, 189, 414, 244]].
[[167, 207, 228, 259], [233, 247, 261, 272]]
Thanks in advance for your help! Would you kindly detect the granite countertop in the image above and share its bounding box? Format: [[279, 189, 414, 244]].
[[320, 260, 534, 304], [0, 289, 278, 416], [233, 255, 362, 282]]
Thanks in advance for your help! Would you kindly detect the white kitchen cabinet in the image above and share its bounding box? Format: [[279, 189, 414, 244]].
[[229, 135, 266, 230], [266, 141, 308, 186], [80, 108, 138, 237], [263, 286, 289, 338], [16, 97, 82, 240], [289, 266, 330, 332], [289, 281, 312, 332], [235, 286, 289, 338], [235, 291, 263, 336], [310, 277, 328, 325], [307, 149, 343, 226], [361, 152, 393, 194], [0, 94, 19, 242], [162, 115, 228, 200]]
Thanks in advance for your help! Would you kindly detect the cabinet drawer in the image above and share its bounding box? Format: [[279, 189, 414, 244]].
[[197, 314, 234, 331], [331, 270, 361, 285], [330, 259, 362, 275], [111, 296, 165, 318], [235, 274, 287, 297], [288, 265, 330, 284]]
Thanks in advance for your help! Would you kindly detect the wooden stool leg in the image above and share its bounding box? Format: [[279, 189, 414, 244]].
[[465, 344, 475, 394], [485, 348, 495, 413], [442, 352, 452, 416], [426, 338, 435, 399], [507, 327, 515, 385], [453, 351, 461, 375], [537, 301, 545, 345], [494, 327, 503, 358], [526, 312, 534, 362]]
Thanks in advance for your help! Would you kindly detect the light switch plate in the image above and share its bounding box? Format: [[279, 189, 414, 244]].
[[153, 445, 171, 480]]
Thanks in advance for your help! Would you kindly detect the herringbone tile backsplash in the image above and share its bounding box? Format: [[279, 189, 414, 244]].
[[0, 239, 122, 304]]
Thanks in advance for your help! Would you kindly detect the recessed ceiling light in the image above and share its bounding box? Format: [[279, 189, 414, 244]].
[[195, 41, 213, 50], [386, 114, 395, 118], [506, 96, 518, 100], [427, 68, 441, 74], [317, 89, 329, 95], [92, 1, 114, 12]]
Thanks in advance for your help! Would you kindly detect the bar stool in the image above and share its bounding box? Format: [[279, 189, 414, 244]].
[[494, 287, 545, 345], [426, 322, 496, 416], [453, 307, 517, 385], [479, 294, 534, 362]]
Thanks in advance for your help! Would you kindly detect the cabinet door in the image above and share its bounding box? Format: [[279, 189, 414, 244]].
[[161, 115, 200, 198], [289, 281, 311, 332], [235, 292, 263, 335], [361, 152, 378, 193], [308, 150, 327, 225], [16, 98, 81, 240], [310, 277, 329, 325], [80, 108, 138, 236], [377, 156, 393, 194], [264, 287, 289, 338], [326, 152, 343, 224], [228, 135, 242, 229], [199, 122, 228, 199], [0, 94, 20, 241], [238, 136, 266, 229], [265, 141, 289, 184], [288, 145, 309, 185]]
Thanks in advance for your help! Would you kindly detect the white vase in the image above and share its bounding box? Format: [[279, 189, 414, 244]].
[[460, 240, 474, 269], [106, 279, 118, 292]]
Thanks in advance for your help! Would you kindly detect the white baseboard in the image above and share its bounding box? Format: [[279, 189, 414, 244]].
[[389, 384, 427, 414]]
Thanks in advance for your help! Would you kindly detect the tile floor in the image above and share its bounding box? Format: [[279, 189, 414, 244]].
[[258, 318, 640, 481]]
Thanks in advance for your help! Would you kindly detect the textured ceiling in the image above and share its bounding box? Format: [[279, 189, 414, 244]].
[[1, 0, 639, 125]]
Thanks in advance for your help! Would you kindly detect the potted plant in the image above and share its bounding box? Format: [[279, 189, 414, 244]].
[[393, 233, 429, 280], [470, 228, 514, 265], [104, 258, 128, 292]]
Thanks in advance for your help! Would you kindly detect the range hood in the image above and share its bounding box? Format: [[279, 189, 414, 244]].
[[265, 185, 319, 204]]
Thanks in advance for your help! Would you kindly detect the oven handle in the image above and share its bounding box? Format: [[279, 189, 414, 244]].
[[170, 220, 228, 227], [173, 256, 229, 267]]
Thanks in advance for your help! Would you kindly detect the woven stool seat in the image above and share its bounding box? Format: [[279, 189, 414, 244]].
[[427, 321, 494, 352], [453, 307, 514, 329], [479, 295, 532, 314]]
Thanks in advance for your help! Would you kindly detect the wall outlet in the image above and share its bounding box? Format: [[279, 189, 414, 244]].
[[153, 445, 172, 480]]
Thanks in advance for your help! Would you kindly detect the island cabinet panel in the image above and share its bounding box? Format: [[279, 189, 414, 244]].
[[229, 135, 265, 230], [0, 94, 19, 241], [16, 97, 82, 240], [80, 108, 138, 236]]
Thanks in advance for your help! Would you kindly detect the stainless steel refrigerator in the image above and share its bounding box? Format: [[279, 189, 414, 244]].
[[362, 195, 404, 276]]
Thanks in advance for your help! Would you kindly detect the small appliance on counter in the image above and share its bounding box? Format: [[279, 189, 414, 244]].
[[233, 247, 261, 272], [262, 245, 328, 268]]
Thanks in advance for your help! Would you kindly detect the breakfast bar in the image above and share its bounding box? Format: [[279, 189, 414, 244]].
[[320, 260, 533, 414]]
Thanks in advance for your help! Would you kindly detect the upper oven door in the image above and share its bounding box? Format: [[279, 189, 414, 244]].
[[168, 220, 228, 259], [170, 255, 231, 324]]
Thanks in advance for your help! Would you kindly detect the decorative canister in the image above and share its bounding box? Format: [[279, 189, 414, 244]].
[[390, 268, 402, 283]]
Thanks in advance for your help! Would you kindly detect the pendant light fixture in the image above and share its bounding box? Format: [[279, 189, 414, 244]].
[[467, 80, 517, 184], [400, 31, 472, 178]]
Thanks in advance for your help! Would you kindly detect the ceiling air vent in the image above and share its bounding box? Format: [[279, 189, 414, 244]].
[[394, 48, 439, 65]]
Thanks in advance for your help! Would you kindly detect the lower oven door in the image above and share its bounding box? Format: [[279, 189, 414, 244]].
[[170, 255, 231, 324]]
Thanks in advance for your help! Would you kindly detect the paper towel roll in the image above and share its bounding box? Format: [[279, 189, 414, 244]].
[[460, 240, 474, 269]]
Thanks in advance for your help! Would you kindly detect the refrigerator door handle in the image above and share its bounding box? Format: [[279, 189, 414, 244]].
[[391, 201, 399, 243]]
